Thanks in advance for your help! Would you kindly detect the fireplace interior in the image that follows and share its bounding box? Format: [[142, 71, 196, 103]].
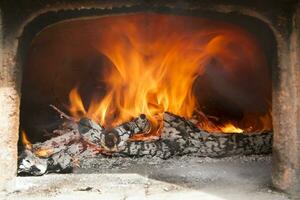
[[21, 13, 273, 141], [17, 12, 276, 174], [0, 1, 299, 199]]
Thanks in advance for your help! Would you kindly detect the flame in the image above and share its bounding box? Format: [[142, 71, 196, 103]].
[[220, 124, 243, 133], [67, 13, 272, 134], [68, 88, 86, 119], [21, 130, 32, 150], [21, 130, 53, 157]]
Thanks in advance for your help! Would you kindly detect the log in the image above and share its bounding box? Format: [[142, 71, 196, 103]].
[[18, 113, 151, 175], [98, 114, 151, 151], [117, 112, 273, 159], [32, 129, 81, 158], [49, 105, 151, 151], [18, 142, 99, 175], [77, 117, 104, 144]]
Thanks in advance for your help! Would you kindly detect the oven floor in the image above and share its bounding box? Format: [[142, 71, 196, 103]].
[[3, 155, 289, 200]]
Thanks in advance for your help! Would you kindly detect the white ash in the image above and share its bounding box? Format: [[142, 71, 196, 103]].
[[75, 154, 271, 173]]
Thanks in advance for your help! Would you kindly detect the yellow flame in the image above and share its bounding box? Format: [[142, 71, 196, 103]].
[[220, 124, 243, 133]]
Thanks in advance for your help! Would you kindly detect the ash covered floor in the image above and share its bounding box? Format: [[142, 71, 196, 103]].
[[3, 155, 289, 200]]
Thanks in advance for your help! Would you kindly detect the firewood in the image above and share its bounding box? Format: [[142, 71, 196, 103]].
[[18, 112, 152, 174], [18, 110, 272, 176], [31, 129, 81, 158], [68, 114, 151, 152], [18, 150, 48, 175], [77, 117, 104, 144], [50, 104, 75, 121], [119, 112, 272, 159], [90, 114, 151, 151], [26, 112, 151, 158], [18, 142, 98, 175]]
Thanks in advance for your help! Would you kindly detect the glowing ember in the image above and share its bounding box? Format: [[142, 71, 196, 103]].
[[66, 13, 272, 134], [34, 148, 53, 158]]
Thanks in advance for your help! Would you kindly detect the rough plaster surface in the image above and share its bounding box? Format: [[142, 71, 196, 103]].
[[272, 3, 300, 195], [0, 31, 20, 190], [1, 155, 290, 200], [0, 4, 23, 190], [0, 87, 19, 191]]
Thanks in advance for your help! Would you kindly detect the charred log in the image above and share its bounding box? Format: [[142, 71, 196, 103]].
[[119, 112, 272, 159], [32, 129, 81, 158], [100, 114, 151, 151], [18, 113, 151, 174], [18, 143, 96, 175]]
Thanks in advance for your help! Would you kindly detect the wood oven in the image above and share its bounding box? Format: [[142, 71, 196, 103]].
[[0, 0, 299, 198]]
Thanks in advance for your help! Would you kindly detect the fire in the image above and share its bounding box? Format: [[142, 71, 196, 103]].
[[34, 148, 53, 158], [69, 88, 87, 119], [21, 130, 32, 150], [67, 13, 272, 134], [220, 124, 243, 133], [21, 130, 53, 157]]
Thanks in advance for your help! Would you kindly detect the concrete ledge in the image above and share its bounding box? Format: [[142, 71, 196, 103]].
[[3, 156, 289, 200]]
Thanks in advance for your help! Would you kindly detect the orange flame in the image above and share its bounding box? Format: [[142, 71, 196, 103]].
[[21, 130, 53, 157], [68, 88, 86, 119], [67, 13, 272, 134], [21, 130, 32, 150], [34, 148, 53, 158]]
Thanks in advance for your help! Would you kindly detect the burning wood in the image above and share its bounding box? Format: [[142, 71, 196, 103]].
[[120, 112, 272, 158], [18, 143, 95, 175], [100, 114, 151, 151], [31, 130, 81, 158], [76, 114, 151, 152], [19, 107, 272, 176], [19, 106, 152, 175]]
